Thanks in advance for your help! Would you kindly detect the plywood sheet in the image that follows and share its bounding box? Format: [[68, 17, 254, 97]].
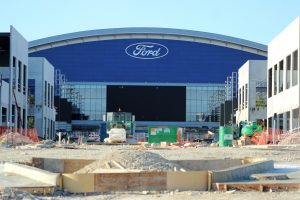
[[94, 172, 167, 192], [62, 174, 94, 193], [167, 171, 208, 191]]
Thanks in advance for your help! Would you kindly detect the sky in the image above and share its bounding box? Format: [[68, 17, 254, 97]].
[[1, 0, 300, 44]]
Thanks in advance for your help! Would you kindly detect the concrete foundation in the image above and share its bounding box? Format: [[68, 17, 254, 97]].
[[2, 157, 293, 194]]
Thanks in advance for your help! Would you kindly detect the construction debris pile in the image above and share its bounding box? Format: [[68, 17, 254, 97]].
[[279, 133, 300, 145], [0, 132, 35, 145], [75, 150, 183, 173]]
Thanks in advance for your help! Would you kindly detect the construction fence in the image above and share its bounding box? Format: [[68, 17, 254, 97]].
[[0, 126, 39, 145], [250, 128, 297, 145]]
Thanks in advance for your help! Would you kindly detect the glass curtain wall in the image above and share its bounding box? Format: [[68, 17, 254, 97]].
[[61, 83, 106, 120], [186, 84, 225, 122]]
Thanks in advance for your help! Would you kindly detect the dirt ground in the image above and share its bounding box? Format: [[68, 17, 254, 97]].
[[1, 144, 300, 199], [1, 144, 300, 163]]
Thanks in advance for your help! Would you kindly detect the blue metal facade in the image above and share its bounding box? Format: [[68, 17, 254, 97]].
[[29, 39, 266, 83]]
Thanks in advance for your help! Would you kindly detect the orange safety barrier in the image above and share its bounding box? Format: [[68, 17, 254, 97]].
[[248, 128, 290, 145], [0, 126, 39, 144]]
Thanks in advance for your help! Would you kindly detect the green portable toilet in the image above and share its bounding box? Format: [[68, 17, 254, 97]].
[[219, 126, 233, 147]]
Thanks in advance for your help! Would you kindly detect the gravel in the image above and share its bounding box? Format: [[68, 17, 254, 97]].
[[0, 188, 40, 200], [75, 150, 182, 173]]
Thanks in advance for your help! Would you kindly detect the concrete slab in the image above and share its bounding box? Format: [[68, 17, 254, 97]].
[[0, 164, 53, 188], [3, 162, 59, 186]]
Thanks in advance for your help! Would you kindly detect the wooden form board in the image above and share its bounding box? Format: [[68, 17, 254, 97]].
[[167, 171, 208, 191], [11, 187, 55, 195], [62, 171, 209, 193], [62, 174, 95, 193], [213, 181, 300, 192], [94, 171, 167, 192]]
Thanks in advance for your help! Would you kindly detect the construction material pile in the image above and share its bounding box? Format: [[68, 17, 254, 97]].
[[75, 150, 183, 173], [0, 132, 35, 145], [0, 188, 38, 200], [279, 133, 300, 145]]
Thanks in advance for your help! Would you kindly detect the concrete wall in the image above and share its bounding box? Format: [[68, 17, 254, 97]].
[[211, 160, 274, 183], [32, 157, 95, 173], [173, 159, 242, 171], [29, 157, 275, 192], [236, 60, 267, 124], [28, 57, 55, 139], [0, 26, 28, 128], [268, 16, 300, 130]]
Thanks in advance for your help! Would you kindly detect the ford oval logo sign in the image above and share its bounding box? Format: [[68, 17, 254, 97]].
[[125, 42, 169, 59]]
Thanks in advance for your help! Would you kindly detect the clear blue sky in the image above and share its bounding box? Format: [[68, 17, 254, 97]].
[[1, 0, 300, 44]]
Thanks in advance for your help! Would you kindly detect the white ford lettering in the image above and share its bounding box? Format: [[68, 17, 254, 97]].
[[125, 42, 168, 59]]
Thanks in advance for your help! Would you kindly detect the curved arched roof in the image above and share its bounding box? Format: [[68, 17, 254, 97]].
[[29, 27, 267, 55]]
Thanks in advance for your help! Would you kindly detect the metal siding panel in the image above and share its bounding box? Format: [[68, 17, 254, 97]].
[[29, 39, 266, 83]]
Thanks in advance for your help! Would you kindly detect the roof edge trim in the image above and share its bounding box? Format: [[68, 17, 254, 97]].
[[29, 27, 267, 52]]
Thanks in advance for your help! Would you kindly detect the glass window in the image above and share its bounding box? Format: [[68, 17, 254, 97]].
[[196, 101, 202, 112], [190, 87, 197, 99], [51, 85, 54, 108], [238, 88, 242, 110], [279, 60, 284, 92], [245, 84, 248, 108], [1, 107, 7, 123], [13, 57, 16, 67], [186, 101, 191, 113], [44, 81, 47, 106], [242, 86, 244, 109], [190, 113, 196, 121], [292, 108, 299, 129], [186, 88, 190, 100], [18, 61, 22, 92], [274, 64, 277, 95], [287, 111, 290, 131], [286, 55, 291, 89], [11, 105, 15, 124], [292, 50, 298, 86], [268, 117, 272, 128], [202, 101, 208, 113], [190, 100, 197, 112], [23, 65, 27, 94], [48, 83, 50, 107], [268, 68, 272, 98], [90, 88, 97, 98]]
